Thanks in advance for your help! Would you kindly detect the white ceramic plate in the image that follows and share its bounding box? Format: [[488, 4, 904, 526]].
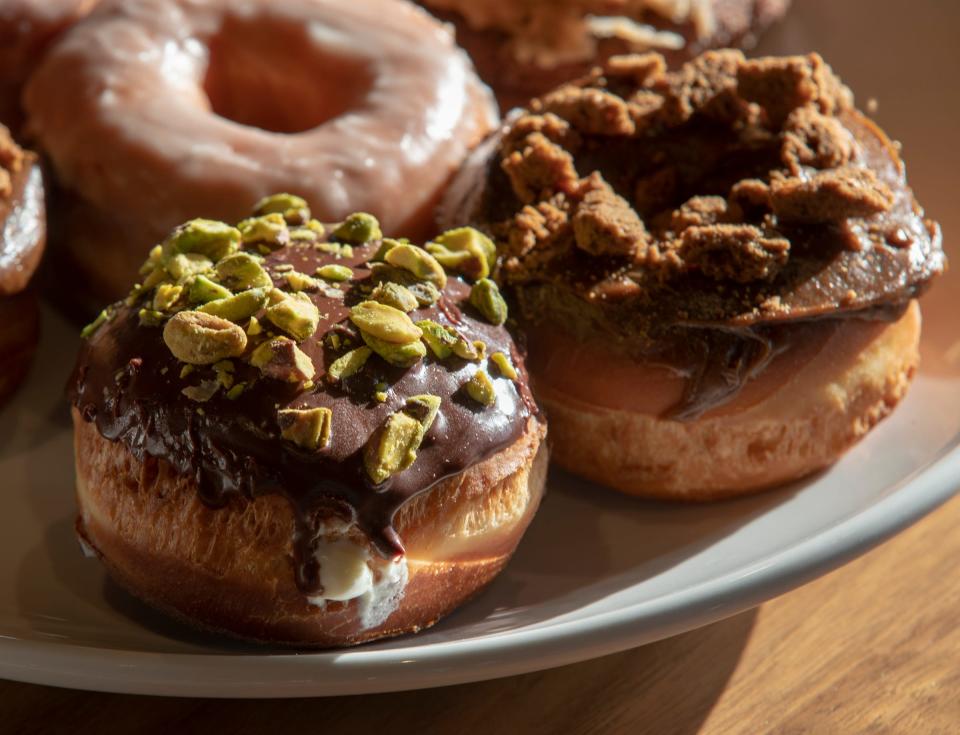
[[0, 0, 958, 698]]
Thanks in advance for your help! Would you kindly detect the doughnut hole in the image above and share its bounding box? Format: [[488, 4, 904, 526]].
[[203, 14, 374, 134]]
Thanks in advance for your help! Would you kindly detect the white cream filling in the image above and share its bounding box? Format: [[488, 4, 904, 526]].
[[306, 532, 409, 630]]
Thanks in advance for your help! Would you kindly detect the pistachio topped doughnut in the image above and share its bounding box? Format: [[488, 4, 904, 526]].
[[25, 0, 498, 304], [69, 198, 546, 646]]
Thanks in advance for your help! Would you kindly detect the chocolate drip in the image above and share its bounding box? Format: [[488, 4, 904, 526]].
[[68, 242, 537, 594]]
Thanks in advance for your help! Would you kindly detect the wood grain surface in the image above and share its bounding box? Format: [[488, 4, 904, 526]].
[[1, 490, 958, 734]]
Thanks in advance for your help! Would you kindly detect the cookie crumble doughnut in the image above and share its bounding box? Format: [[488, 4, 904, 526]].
[[25, 0, 498, 305], [443, 51, 944, 499], [69, 203, 546, 646]]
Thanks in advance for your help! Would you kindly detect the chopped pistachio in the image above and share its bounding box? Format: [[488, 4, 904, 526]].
[[198, 287, 269, 323], [162, 219, 240, 262], [384, 244, 447, 289], [264, 293, 320, 341], [416, 319, 457, 359], [249, 337, 316, 383], [374, 390, 388, 403], [238, 213, 289, 250], [180, 364, 194, 379], [315, 264, 353, 282], [166, 252, 214, 282], [253, 193, 310, 225], [371, 237, 406, 262], [278, 407, 333, 451], [431, 227, 497, 277], [469, 278, 508, 326], [163, 310, 247, 365], [326, 332, 342, 351], [189, 274, 233, 304], [272, 263, 294, 273], [267, 287, 288, 305], [408, 281, 441, 307], [327, 346, 373, 383], [349, 301, 422, 344], [141, 267, 169, 291], [215, 252, 272, 290], [451, 334, 483, 362], [425, 243, 487, 280], [213, 360, 235, 389], [490, 351, 518, 380], [363, 395, 441, 484], [138, 308, 166, 327], [225, 382, 246, 400], [153, 283, 184, 312], [361, 330, 427, 368], [139, 244, 164, 276], [370, 281, 418, 313], [125, 283, 145, 307], [315, 241, 352, 257], [246, 316, 263, 336], [284, 271, 321, 292], [332, 212, 382, 244], [80, 308, 113, 339], [181, 379, 221, 403], [466, 369, 496, 406]]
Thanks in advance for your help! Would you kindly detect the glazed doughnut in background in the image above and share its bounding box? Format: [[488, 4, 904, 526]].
[[24, 0, 498, 307], [0, 125, 45, 407], [69, 203, 547, 646], [0, 0, 98, 133], [418, 0, 791, 109], [442, 50, 945, 499]]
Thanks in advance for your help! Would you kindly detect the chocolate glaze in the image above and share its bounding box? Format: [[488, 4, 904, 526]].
[[68, 240, 538, 595]]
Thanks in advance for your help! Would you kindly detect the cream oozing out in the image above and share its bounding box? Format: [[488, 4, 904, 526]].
[[306, 523, 409, 630], [24, 0, 497, 250]]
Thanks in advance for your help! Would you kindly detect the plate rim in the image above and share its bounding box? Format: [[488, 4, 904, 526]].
[[1, 438, 958, 698]]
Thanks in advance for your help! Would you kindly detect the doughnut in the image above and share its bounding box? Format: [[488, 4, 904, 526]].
[[24, 0, 498, 307], [418, 0, 791, 109], [0, 0, 98, 132], [0, 125, 45, 406], [442, 51, 945, 499], [69, 201, 547, 646]]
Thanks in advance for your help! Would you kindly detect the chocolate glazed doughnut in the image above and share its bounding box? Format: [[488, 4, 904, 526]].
[[443, 51, 945, 499], [0, 125, 45, 406], [70, 200, 546, 646], [418, 0, 791, 109], [24, 0, 497, 307]]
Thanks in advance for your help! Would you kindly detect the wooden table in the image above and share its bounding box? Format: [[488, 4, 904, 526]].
[[2, 490, 958, 734]]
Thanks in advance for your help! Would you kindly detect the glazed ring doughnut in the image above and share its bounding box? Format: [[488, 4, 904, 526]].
[[70, 202, 547, 646], [24, 0, 497, 304]]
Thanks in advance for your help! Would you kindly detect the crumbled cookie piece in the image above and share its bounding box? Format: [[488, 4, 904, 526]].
[[502, 113, 581, 156], [573, 177, 648, 257], [781, 107, 857, 173], [656, 49, 746, 125], [679, 225, 790, 283], [670, 196, 731, 232], [536, 85, 637, 137], [738, 54, 853, 128], [770, 167, 895, 223], [501, 132, 579, 204], [605, 53, 667, 86]]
